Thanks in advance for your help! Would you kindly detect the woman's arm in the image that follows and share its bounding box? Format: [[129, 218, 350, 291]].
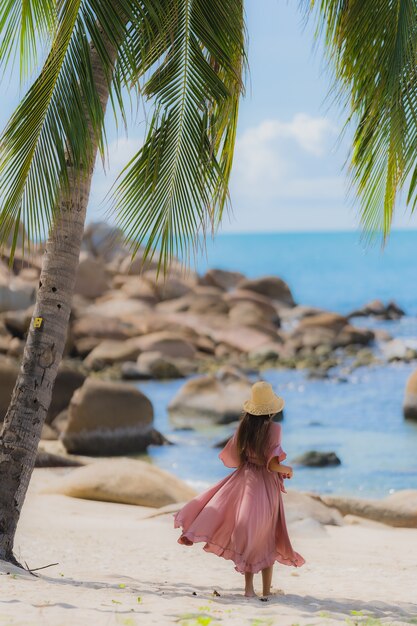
[[267, 457, 293, 478]]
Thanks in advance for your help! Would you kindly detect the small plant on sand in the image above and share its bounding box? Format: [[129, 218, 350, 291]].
[[180, 617, 218, 626], [345, 616, 386, 626]]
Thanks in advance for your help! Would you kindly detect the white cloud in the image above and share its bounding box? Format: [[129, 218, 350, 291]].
[[231, 113, 340, 201]]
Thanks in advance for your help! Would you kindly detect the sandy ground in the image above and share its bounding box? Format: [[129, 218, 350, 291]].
[[1, 469, 416, 626]]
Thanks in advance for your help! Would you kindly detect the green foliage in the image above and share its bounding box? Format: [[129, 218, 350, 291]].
[[0, 0, 245, 269], [114, 0, 245, 269], [308, 0, 417, 239]]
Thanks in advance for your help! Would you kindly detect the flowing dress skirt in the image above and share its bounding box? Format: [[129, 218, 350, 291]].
[[173, 460, 305, 574]]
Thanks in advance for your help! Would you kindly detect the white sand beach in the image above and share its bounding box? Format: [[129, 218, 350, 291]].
[[1, 469, 416, 626]]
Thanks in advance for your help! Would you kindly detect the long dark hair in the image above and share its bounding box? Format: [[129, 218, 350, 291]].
[[236, 412, 273, 464]]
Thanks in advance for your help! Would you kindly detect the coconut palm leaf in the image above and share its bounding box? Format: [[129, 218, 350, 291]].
[[0, 0, 164, 255], [113, 0, 245, 267], [309, 0, 417, 238], [0, 0, 57, 80]]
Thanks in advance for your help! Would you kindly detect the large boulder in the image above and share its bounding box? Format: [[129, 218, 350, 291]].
[[403, 369, 417, 421], [119, 277, 158, 304], [0, 357, 18, 420], [74, 252, 110, 299], [293, 451, 341, 467], [291, 312, 374, 349], [168, 369, 252, 427], [224, 289, 278, 319], [83, 338, 145, 369], [71, 316, 138, 342], [200, 268, 245, 291], [211, 325, 280, 353], [136, 351, 194, 379], [0, 282, 36, 313], [48, 458, 197, 507], [284, 491, 343, 526], [47, 364, 86, 423], [0, 358, 84, 424], [2, 305, 34, 338], [348, 299, 405, 320], [228, 301, 279, 328], [237, 275, 295, 307], [133, 331, 197, 359], [61, 378, 162, 455], [82, 222, 127, 262], [319, 490, 417, 528], [85, 299, 152, 319]]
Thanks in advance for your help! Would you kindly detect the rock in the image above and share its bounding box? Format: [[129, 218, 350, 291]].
[[7, 337, 24, 358], [168, 370, 252, 427], [284, 490, 343, 526], [50, 410, 69, 435], [289, 517, 328, 537], [291, 313, 374, 350], [0, 282, 36, 313], [85, 299, 152, 319], [61, 378, 162, 455], [279, 305, 327, 323], [0, 334, 12, 354], [73, 252, 110, 299], [319, 490, 417, 528], [35, 449, 83, 468], [248, 342, 284, 364], [237, 275, 295, 307], [119, 277, 158, 304], [118, 252, 159, 274], [3, 305, 33, 337], [212, 326, 280, 354], [158, 293, 229, 316], [83, 338, 145, 369], [73, 336, 102, 357], [0, 357, 18, 420], [403, 369, 417, 421], [200, 268, 245, 291], [224, 289, 278, 319], [17, 267, 40, 284], [41, 423, 58, 440], [382, 339, 417, 362], [135, 351, 191, 379], [47, 365, 86, 424], [49, 458, 197, 507], [132, 331, 197, 360], [153, 276, 193, 301], [82, 222, 127, 262], [293, 451, 341, 467], [229, 301, 279, 328], [72, 316, 138, 342], [348, 299, 405, 320], [298, 312, 348, 332]]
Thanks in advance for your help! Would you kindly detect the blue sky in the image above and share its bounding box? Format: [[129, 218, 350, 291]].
[[2, 0, 417, 233]]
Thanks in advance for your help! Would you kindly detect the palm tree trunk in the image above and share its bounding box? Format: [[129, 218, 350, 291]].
[[0, 35, 117, 566]]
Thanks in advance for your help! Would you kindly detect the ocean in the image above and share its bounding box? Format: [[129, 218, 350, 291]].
[[141, 231, 417, 498]]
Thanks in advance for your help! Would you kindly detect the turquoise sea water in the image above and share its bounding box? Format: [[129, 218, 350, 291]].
[[141, 231, 417, 498]]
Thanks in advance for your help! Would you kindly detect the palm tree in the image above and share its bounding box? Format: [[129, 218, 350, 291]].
[[0, 0, 245, 565], [308, 0, 417, 236]]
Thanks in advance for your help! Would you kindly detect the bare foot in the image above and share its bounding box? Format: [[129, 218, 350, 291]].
[[244, 590, 257, 598], [261, 588, 285, 597]]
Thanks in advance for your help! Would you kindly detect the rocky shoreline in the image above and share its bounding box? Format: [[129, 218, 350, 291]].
[[1, 222, 417, 463]]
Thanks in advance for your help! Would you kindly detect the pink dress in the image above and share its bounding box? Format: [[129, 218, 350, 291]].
[[173, 422, 305, 573]]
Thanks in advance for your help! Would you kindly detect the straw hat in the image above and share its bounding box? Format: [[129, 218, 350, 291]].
[[243, 381, 284, 416]]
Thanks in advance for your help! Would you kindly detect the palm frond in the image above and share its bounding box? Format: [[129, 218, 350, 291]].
[[309, 0, 417, 238], [113, 0, 245, 269], [0, 0, 57, 81], [0, 0, 164, 256]]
